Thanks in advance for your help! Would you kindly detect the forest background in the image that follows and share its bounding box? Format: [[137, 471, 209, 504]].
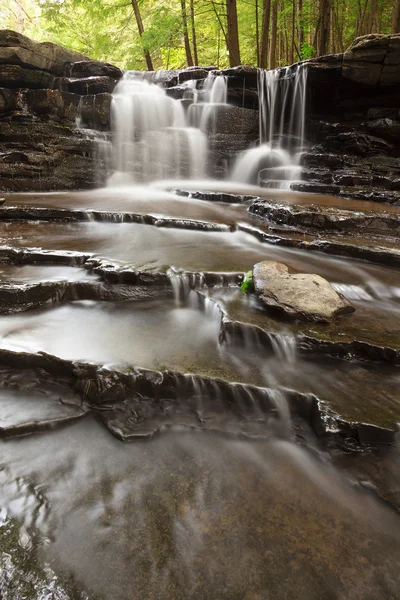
[[1, 0, 400, 71]]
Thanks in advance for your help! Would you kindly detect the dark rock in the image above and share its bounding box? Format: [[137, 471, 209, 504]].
[[165, 85, 195, 101], [343, 34, 400, 86], [367, 107, 400, 120], [67, 60, 123, 79], [321, 132, 394, 156], [300, 152, 344, 169], [290, 182, 341, 195], [174, 189, 256, 204], [0, 29, 89, 76], [333, 171, 371, 186], [77, 93, 112, 130], [252, 260, 355, 323], [0, 64, 54, 89], [0, 150, 29, 164], [339, 187, 400, 205], [300, 168, 334, 183], [178, 67, 215, 83], [192, 104, 259, 137], [248, 198, 400, 237], [221, 65, 259, 88], [210, 133, 258, 161], [57, 75, 117, 95], [20, 89, 81, 122], [367, 118, 400, 142], [0, 87, 16, 113]]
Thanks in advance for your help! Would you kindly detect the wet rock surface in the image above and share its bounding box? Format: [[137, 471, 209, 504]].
[[249, 196, 400, 236], [0, 197, 399, 600]]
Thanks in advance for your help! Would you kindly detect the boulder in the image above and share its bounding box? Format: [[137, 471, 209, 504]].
[[343, 34, 400, 86], [0, 29, 89, 75], [57, 75, 117, 95], [67, 60, 123, 79], [252, 261, 355, 323]]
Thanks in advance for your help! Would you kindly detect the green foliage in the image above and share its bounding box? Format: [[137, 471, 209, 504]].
[[0, 0, 397, 70], [300, 42, 315, 60], [240, 270, 254, 295]]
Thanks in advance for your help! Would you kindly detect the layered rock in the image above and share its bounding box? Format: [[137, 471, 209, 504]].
[[0, 30, 120, 191], [291, 34, 400, 203]]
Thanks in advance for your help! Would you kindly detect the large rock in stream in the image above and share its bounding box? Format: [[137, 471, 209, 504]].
[[253, 261, 355, 323]]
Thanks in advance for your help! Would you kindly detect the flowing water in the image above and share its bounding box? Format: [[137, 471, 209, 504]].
[[232, 65, 307, 186], [1, 65, 400, 600]]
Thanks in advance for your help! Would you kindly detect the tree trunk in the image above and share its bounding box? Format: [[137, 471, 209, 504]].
[[259, 0, 271, 68], [131, 0, 154, 71], [298, 0, 304, 56], [290, 0, 296, 64], [256, 0, 260, 66], [368, 0, 379, 32], [181, 0, 194, 66], [190, 0, 199, 65], [270, 0, 278, 68], [226, 0, 241, 66], [317, 0, 332, 57], [393, 0, 400, 33]]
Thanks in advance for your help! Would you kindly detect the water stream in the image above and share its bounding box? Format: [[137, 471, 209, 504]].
[[1, 63, 400, 599]]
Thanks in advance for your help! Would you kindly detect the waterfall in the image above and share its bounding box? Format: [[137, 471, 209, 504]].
[[232, 64, 307, 187], [107, 73, 208, 185], [188, 72, 229, 133], [89, 65, 307, 187]]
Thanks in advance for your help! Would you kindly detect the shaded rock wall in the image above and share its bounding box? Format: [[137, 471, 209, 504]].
[[0, 30, 121, 191]]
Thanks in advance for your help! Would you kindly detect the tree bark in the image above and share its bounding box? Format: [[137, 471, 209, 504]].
[[226, 0, 241, 66], [190, 0, 199, 65], [270, 0, 278, 68], [393, 0, 400, 33], [298, 0, 304, 56], [181, 0, 194, 66], [317, 0, 332, 57], [131, 0, 154, 71], [256, 0, 260, 66], [368, 0, 379, 32], [259, 0, 271, 68]]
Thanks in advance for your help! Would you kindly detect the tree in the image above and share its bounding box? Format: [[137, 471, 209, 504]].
[[259, 0, 271, 68], [131, 0, 154, 70], [226, 0, 241, 66], [393, 0, 400, 33], [189, 0, 199, 64], [316, 0, 332, 56], [270, 0, 278, 67], [180, 0, 194, 66], [4, 0, 399, 71]]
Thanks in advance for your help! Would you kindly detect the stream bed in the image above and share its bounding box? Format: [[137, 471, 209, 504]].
[[0, 185, 400, 599]]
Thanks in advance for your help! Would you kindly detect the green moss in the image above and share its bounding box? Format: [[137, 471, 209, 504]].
[[240, 270, 254, 295]]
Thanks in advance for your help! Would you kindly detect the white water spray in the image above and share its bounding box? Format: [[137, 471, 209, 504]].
[[108, 73, 208, 185]]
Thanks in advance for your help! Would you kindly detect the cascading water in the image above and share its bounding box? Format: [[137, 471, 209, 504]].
[[188, 72, 229, 133], [232, 64, 307, 187], [107, 73, 208, 185]]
